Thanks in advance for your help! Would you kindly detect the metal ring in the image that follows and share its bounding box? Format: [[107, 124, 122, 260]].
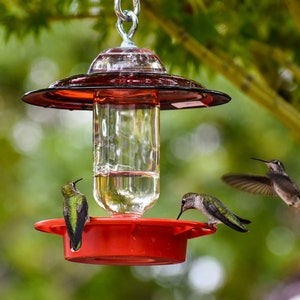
[[116, 10, 139, 41], [114, 0, 140, 22]]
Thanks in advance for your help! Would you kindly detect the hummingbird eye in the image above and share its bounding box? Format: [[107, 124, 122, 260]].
[[181, 199, 186, 205]]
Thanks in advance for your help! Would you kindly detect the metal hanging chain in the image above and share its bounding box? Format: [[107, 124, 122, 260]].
[[114, 0, 140, 46]]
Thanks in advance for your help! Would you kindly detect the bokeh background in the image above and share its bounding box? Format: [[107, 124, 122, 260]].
[[1, 1, 300, 299]]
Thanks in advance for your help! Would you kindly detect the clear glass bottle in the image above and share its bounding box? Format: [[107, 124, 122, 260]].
[[91, 47, 163, 216], [93, 99, 159, 216]]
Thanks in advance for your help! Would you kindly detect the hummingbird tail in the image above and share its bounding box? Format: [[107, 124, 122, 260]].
[[235, 215, 251, 224], [209, 218, 249, 232], [70, 239, 82, 252], [209, 209, 250, 232], [228, 222, 249, 233]]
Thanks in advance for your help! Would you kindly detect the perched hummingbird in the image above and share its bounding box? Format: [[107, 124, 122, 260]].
[[177, 192, 251, 232], [61, 178, 89, 252], [222, 157, 300, 209]]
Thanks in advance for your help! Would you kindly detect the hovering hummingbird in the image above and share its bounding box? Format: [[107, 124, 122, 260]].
[[61, 178, 89, 251], [177, 192, 251, 232], [222, 157, 300, 209]]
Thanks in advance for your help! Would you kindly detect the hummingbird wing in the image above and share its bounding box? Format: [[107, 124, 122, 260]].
[[222, 174, 277, 196], [203, 197, 249, 232], [72, 198, 89, 251], [63, 206, 75, 242], [63, 197, 89, 251]]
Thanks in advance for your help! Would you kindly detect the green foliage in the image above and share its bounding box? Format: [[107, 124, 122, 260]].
[[1, 1, 300, 299]]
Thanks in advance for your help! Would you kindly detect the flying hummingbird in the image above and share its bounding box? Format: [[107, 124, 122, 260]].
[[222, 157, 300, 209], [177, 192, 251, 232], [61, 178, 89, 252]]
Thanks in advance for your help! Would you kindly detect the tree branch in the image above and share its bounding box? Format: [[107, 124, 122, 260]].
[[249, 40, 300, 83], [285, 0, 300, 33], [143, 0, 300, 139]]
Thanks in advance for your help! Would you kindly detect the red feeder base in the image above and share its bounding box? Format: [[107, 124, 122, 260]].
[[34, 217, 216, 266]]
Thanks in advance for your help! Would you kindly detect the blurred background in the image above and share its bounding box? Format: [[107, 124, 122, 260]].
[[1, 1, 300, 299]]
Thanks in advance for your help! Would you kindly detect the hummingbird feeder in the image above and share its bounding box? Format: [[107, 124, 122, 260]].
[[23, 0, 231, 265]]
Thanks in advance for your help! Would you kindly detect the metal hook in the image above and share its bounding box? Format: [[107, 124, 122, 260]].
[[116, 10, 138, 47], [114, 0, 140, 47]]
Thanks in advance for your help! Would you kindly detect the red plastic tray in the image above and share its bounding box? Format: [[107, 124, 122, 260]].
[[34, 217, 216, 265]]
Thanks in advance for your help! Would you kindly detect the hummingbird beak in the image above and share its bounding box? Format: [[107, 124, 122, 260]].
[[251, 157, 269, 163], [176, 207, 184, 220], [73, 178, 83, 185]]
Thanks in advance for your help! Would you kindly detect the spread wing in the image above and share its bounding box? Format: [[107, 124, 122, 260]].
[[222, 174, 277, 196]]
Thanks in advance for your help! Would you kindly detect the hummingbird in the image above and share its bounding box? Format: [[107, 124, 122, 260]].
[[61, 178, 89, 252], [222, 157, 300, 209], [177, 192, 251, 232]]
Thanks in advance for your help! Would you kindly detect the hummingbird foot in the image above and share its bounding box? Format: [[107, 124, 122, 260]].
[[205, 222, 217, 230]]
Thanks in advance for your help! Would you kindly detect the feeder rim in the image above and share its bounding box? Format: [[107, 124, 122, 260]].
[[22, 72, 231, 110]]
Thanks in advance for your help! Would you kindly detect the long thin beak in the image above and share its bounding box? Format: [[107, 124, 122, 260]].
[[73, 178, 83, 185], [251, 157, 269, 163], [176, 209, 183, 220]]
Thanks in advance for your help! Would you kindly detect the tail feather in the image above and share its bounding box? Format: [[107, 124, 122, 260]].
[[70, 238, 82, 252], [235, 215, 251, 224], [222, 218, 249, 233]]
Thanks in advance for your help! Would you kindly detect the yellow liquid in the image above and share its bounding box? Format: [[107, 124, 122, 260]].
[[94, 171, 159, 215]]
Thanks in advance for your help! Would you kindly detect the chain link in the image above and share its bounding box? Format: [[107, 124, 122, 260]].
[[114, 0, 140, 46], [114, 0, 140, 22], [116, 10, 138, 42]]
